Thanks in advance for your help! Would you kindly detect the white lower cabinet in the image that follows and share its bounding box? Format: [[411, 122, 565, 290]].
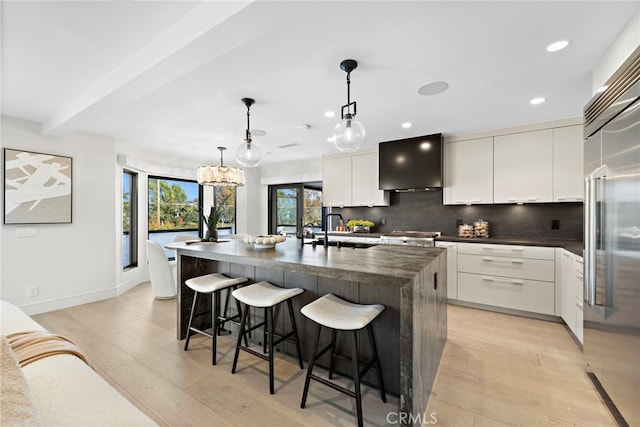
[[454, 243, 556, 315], [559, 248, 584, 344], [458, 273, 555, 315], [435, 241, 457, 299]]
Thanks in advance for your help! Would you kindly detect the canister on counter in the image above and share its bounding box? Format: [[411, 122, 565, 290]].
[[473, 219, 489, 238], [458, 224, 473, 238]]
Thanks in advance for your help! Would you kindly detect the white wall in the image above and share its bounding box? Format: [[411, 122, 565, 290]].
[[592, 9, 640, 93], [1, 116, 117, 314]]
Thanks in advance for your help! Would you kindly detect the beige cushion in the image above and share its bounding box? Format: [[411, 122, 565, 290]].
[[301, 294, 384, 330], [232, 281, 302, 307], [0, 336, 40, 426]]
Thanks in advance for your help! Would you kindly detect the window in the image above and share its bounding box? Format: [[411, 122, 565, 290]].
[[148, 176, 199, 251], [213, 186, 237, 236], [123, 170, 138, 270]]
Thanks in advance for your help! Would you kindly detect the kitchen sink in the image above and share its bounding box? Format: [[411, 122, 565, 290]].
[[309, 239, 376, 249]]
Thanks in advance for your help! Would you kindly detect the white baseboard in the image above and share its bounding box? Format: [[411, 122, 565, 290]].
[[20, 288, 117, 316]]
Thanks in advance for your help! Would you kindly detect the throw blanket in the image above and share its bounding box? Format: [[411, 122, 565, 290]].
[[5, 331, 93, 369]]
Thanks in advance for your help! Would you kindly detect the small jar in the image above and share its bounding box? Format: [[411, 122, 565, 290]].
[[473, 219, 489, 238], [458, 224, 473, 238]]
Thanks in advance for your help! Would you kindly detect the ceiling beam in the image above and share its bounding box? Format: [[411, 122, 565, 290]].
[[41, 1, 257, 138]]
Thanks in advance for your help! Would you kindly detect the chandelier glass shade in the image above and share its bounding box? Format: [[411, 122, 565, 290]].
[[236, 97, 262, 167], [333, 59, 365, 152], [197, 147, 245, 187]]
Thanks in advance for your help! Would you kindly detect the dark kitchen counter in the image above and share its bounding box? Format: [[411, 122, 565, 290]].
[[436, 235, 584, 257]]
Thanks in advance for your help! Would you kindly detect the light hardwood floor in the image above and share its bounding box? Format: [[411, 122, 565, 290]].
[[32, 283, 617, 426]]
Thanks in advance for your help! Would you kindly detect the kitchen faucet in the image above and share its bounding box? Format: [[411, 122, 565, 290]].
[[324, 213, 343, 248]]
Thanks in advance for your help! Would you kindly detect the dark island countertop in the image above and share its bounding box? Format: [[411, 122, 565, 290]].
[[167, 237, 443, 283]]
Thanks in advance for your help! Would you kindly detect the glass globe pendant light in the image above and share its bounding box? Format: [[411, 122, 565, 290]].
[[236, 97, 262, 167], [332, 59, 365, 152]]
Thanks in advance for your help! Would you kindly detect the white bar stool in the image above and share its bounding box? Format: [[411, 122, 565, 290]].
[[231, 281, 304, 395], [183, 273, 248, 365], [300, 294, 387, 427]]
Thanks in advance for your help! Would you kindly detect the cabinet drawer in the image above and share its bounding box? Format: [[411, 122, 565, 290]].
[[457, 243, 555, 260], [458, 253, 554, 282], [458, 272, 555, 315]]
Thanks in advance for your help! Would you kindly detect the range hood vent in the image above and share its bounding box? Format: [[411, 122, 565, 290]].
[[378, 133, 443, 191]]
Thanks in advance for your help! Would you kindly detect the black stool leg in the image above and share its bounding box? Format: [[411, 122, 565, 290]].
[[212, 291, 219, 365], [184, 291, 199, 351], [267, 306, 275, 395], [328, 329, 337, 379], [220, 288, 231, 332], [367, 324, 386, 403], [234, 291, 248, 347], [231, 303, 249, 374], [351, 331, 363, 427], [301, 323, 322, 408], [263, 308, 268, 354], [286, 299, 304, 369]]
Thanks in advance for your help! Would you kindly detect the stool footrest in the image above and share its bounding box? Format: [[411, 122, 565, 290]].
[[238, 345, 270, 362], [309, 373, 356, 399], [188, 327, 213, 338]]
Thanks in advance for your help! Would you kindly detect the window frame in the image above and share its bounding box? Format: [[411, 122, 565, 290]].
[[123, 169, 138, 271]]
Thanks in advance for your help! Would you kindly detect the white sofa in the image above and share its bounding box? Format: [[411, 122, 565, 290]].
[[0, 300, 156, 426]]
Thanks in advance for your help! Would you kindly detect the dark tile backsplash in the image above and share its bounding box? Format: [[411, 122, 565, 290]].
[[335, 190, 583, 240]]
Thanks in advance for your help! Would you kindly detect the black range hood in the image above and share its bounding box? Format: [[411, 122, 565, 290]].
[[378, 133, 443, 191]]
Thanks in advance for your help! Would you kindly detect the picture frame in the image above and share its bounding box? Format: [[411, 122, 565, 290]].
[[4, 148, 72, 224]]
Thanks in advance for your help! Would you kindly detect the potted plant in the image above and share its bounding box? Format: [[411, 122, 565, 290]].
[[347, 219, 375, 233], [200, 205, 225, 242]]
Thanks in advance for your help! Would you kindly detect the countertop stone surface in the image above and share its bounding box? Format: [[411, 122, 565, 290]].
[[324, 232, 584, 256], [167, 238, 442, 284]]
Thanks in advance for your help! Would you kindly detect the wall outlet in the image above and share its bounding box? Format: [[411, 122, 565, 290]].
[[551, 219, 560, 230], [27, 286, 39, 297], [380, 217, 386, 225]]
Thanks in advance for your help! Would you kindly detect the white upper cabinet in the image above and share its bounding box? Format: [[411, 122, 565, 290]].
[[444, 137, 493, 205], [494, 129, 553, 203], [553, 125, 584, 202], [323, 156, 352, 207], [351, 152, 389, 206], [323, 152, 389, 207]]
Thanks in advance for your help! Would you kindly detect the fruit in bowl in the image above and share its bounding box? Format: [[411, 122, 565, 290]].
[[243, 234, 286, 246]]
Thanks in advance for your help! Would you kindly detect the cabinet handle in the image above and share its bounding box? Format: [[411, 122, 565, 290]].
[[562, 252, 570, 258], [528, 197, 538, 201], [557, 196, 566, 201], [481, 256, 524, 264], [507, 198, 518, 202], [481, 245, 525, 252], [481, 276, 524, 285]]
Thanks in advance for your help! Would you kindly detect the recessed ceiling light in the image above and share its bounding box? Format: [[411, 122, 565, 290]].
[[297, 124, 311, 131], [401, 122, 412, 129], [417, 81, 449, 96], [324, 111, 336, 118], [530, 97, 546, 105], [596, 85, 608, 94], [546, 40, 569, 52]]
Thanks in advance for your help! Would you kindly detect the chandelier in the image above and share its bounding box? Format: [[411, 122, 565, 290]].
[[197, 146, 245, 187]]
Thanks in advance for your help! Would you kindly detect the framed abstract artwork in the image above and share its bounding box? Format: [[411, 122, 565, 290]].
[[3, 148, 72, 224]]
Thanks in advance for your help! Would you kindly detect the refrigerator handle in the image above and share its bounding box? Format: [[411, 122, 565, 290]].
[[584, 165, 606, 307]]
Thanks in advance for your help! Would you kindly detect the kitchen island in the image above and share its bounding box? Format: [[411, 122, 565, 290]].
[[166, 238, 447, 423]]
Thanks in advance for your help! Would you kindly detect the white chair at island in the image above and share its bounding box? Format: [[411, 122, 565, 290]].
[[145, 240, 177, 299]]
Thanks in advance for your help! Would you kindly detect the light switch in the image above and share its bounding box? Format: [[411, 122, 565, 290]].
[[16, 227, 38, 237]]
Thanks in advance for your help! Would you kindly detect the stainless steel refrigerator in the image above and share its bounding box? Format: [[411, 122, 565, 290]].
[[583, 47, 640, 427]]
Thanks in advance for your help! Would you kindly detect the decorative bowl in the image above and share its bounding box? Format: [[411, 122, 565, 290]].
[[244, 234, 286, 249]]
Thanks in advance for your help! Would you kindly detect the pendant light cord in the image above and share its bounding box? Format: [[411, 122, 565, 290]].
[[245, 104, 252, 144]]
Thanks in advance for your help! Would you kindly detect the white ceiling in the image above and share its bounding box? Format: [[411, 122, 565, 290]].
[[2, 1, 638, 168]]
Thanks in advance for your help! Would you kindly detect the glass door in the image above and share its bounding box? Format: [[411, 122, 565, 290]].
[[268, 182, 324, 239]]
